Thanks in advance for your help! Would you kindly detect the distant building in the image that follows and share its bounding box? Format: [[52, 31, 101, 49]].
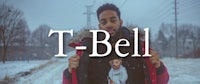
[[184, 38, 194, 55]]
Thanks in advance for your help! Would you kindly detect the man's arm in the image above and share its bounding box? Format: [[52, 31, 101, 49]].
[[148, 50, 169, 84], [63, 55, 80, 84], [141, 42, 169, 84], [63, 68, 72, 84], [156, 62, 169, 84], [149, 50, 169, 84]]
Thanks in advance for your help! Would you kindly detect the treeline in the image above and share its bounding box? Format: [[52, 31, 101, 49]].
[[117, 24, 200, 58], [72, 24, 200, 58], [0, 3, 73, 63], [153, 23, 200, 58]]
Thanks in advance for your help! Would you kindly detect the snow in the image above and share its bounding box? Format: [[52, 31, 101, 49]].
[[16, 58, 68, 84], [1, 54, 200, 84], [0, 60, 49, 80], [0, 51, 75, 84], [162, 57, 200, 84], [14, 51, 75, 84]]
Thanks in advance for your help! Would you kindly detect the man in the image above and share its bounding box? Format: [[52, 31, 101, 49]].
[[63, 3, 169, 84]]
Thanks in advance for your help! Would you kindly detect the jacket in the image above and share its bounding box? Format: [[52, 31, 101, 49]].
[[63, 27, 169, 84]]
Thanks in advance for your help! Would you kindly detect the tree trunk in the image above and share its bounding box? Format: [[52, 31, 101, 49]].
[[193, 40, 196, 57], [2, 46, 7, 63]]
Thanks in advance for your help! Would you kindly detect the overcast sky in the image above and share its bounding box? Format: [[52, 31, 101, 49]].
[[2, 0, 200, 36]]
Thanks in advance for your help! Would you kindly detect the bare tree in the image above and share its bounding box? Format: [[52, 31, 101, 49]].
[[11, 19, 30, 47], [31, 24, 52, 57], [32, 24, 51, 47], [190, 26, 200, 57], [31, 24, 74, 57], [155, 23, 200, 58], [0, 3, 25, 63], [0, 26, 2, 45]]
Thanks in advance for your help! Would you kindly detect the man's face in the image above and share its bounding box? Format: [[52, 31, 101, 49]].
[[98, 10, 123, 37]]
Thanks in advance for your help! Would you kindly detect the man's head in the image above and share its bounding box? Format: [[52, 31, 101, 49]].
[[97, 3, 123, 37]]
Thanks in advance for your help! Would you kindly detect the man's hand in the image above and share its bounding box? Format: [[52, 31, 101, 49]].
[[68, 54, 80, 73], [150, 50, 161, 68]]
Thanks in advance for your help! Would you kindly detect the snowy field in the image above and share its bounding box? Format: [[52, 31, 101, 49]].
[[0, 51, 75, 84], [162, 57, 200, 84], [0, 60, 49, 80], [1, 55, 200, 84], [15, 58, 68, 84]]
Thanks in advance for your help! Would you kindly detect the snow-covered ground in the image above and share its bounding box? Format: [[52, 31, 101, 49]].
[[0, 51, 75, 84], [15, 58, 68, 84], [1, 54, 200, 84], [0, 60, 50, 80], [162, 57, 200, 84], [0, 59, 68, 84]]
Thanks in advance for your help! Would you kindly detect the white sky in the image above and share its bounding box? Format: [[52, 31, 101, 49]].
[[2, 0, 200, 36]]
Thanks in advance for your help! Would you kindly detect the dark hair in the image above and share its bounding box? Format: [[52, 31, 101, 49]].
[[96, 3, 121, 20]]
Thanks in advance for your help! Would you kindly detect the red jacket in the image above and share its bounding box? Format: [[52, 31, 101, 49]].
[[63, 44, 169, 84], [63, 28, 169, 84]]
